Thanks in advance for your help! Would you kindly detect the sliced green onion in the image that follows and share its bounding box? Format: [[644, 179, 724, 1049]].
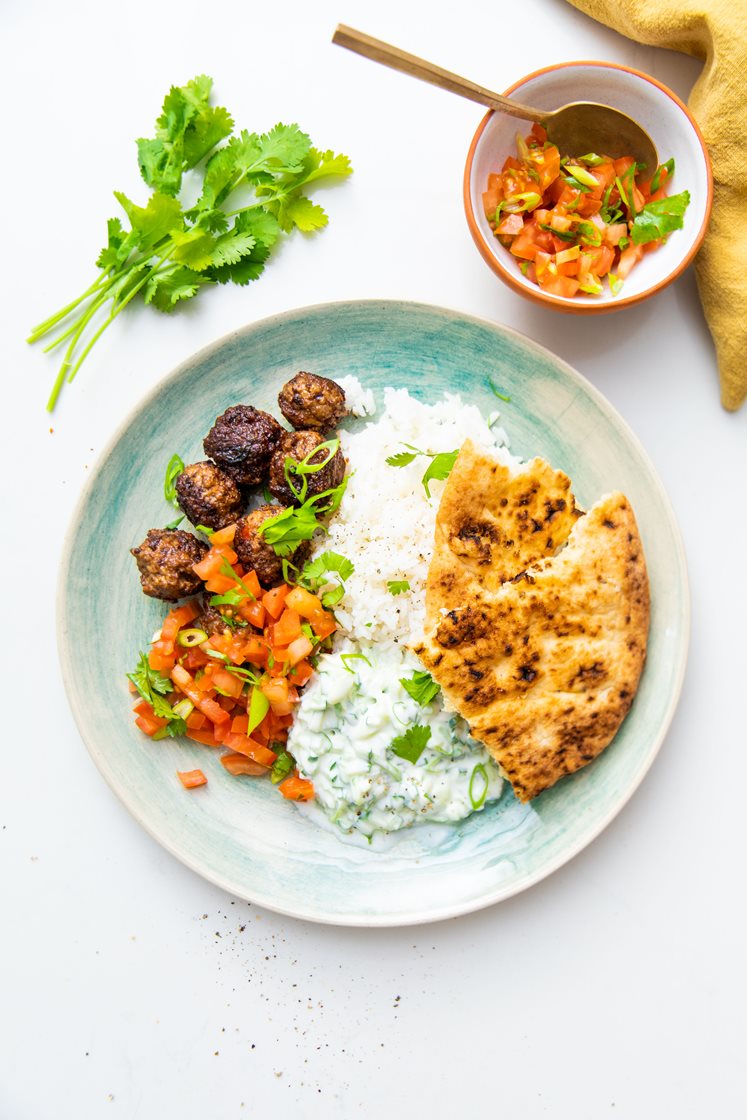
[[247, 686, 270, 734], [177, 628, 208, 647], [469, 763, 489, 810], [172, 698, 194, 720], [578, 153, 606, 166], [565, 164, 600, 188], [608, 273, 624, 297], [504, 191, 541, 213]]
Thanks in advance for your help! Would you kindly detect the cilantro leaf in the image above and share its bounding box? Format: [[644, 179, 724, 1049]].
[[400, 670, 440, 707], [300, 551, 354, 587], [126, 652, 186, 738], [144, 266, 208, 311], [385, 450, 418, 468], [259, 478, 349, 556], [113, 191, 183, 248], [422, 450, 459, 498], [630, 190, 691, 246], [387, 580, 410, 596], [278, 196, 328, 234], [390, 725, 431, 765]]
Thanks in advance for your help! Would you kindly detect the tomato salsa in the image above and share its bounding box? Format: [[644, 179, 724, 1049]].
[[127, 521, 335, 801], [483, 124, 690, 298]]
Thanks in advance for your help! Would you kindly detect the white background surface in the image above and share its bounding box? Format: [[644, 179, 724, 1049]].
[[2, 0, 746, 1117]]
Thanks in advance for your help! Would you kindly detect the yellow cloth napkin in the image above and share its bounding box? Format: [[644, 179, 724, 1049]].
[[564, 0, 747, 411]]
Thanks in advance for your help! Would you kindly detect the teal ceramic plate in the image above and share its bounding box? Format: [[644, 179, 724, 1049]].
[[58, 301, 689, 926]]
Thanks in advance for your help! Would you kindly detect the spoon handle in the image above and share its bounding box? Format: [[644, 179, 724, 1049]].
[[332, 24, 546, 123]]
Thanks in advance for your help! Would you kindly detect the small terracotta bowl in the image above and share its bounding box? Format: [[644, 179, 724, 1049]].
[[464, 61, 713, 314]]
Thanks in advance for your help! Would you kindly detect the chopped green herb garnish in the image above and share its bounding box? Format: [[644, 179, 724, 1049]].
[[399, 670, 440, 707], [469, 763, 489, 810], [29, 76, 353, 411], [386, 443, 460, 498], [489, 380, 511, 403], [630, 190, 690, 246], [387, 580, 410, 596], [165, 514, 185, 529], [340, 651, 372, 674], [577, 153, 606, 167], [271, 750, 296, 784], [247, 686, 270, 734], [283, 438, 340, 505], [564, 164, 600, 189], [218, 557, 256, 601], [385, 449, 418, 468], [259, 476, 349, 556], [390, 725, 431, 765], [126, 652, 186, 738], [539, 223, 576, 243], [608, 272, 624, 297], [650, 157, 675, 194], [163, 453, 185, 507], [195, 523, 215, 537]]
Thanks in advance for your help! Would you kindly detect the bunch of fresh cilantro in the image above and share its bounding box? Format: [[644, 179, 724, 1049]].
[[28, 75, 352, 410]]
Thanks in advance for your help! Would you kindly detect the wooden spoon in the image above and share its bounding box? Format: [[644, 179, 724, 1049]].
[[332, 25, 659, 172]]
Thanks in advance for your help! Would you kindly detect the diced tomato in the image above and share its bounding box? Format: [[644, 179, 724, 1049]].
[[238, 599, 266, 628], [613, 156, 636, 177], [241, 636, 271, 667], [260, 677, 299, 716], [177, 769, 207, 789], [278, 775, 314, 801], [220, 753, 269, 777], [285, 587, 324, 621], [289, 660, 314, 686], [262, 584, 291, 620], [186, 727, 220, 748], [135, 713, 166, 737], [617, 243, 643, 279], [210, 524, 237, 546], [287, 635, 314, 667], [210, 667, 244, 699], [311, 612, 336, 640], [222, 733, 277, 767], [496, 212, 524, 237], [537, 270, 580, 298], [193, 543, 238, 580], [186, 711, 207, 730], [272, 609, 303, 647], [204, 573, 238, 594], [171, 664, 230, 724], [148, 649, 175, 673]]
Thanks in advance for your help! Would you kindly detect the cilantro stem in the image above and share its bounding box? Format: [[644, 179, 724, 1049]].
[[27, 272, 112, 342], [66, 258, 171, 385]]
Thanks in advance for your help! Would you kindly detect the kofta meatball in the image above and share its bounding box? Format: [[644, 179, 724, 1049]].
[[233, 505, 291, 588], [193, 594, 232, 638], [175, 461, 244, 530], [130, 529, 207, 602], [203, 405, 283, 488], [278, 371, 347, 432], [268, 430, 346, 507]]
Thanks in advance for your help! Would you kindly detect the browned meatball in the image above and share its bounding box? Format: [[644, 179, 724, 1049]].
[[233, 505, 289, 588], [278, 371, 346, 432], [268, 431, 346, 506], [131, 529, 207, 601], [203, 405, 283, 487], [175, 461, 244, 530], [193, 594, 233, 638]]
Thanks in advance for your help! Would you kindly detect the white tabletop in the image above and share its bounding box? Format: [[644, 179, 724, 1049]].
[[3, 0, 746, 1116]]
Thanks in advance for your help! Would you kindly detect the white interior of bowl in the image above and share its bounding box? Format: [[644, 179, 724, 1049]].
[[468, 64, 710, 306]]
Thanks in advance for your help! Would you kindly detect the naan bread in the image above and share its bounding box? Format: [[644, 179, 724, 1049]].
[[425, 439, 580, 631], [414, 491, 650, 801]]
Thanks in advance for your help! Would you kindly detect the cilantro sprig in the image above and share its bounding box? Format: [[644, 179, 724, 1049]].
[[387, 580, 410, 596], [28, 75, 352, 411], [297, 550, 354, 609], [259, 477, 349, 556], [399, 670, 440, 707], [630, 190, 691, 246], [390, 725, 431, 765], [385, 444, 459, 498], [126, 652, 186, 739]]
